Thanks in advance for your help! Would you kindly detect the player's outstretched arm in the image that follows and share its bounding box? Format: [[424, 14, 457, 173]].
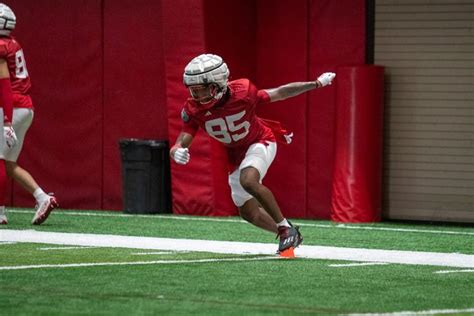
[[170, 132, 194, 165], [264, 72, 336, 102]]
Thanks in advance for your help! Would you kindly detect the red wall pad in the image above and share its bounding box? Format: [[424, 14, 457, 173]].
[[331, 65, 385, 223], [162, 0, 236, 216]]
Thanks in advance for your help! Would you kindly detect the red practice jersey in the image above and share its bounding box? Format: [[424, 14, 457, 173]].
[[0, 36, 33, 108], [181, 79, 289, 170]]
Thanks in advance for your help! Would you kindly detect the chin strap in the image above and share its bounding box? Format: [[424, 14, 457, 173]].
[[213, 84, 228, 101]]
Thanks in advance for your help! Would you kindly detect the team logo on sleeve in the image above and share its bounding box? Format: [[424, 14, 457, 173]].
[[181, 109, 190, 122]]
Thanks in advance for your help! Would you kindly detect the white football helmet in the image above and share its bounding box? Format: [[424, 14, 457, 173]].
[[183, 54, 229, 103], [0, 3, 15, 36]]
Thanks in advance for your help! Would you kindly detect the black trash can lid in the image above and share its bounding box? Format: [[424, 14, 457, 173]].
[[119, 138, 168, 148]]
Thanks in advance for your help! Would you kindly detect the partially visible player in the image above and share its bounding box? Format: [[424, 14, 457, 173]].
[[0, 3, 58, 225], [170, 54, 335, 254]]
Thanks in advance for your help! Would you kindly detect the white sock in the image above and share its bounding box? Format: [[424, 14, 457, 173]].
[[33, 188, 49, 203], [0, 206, 5, 216], [276, 218, 291, 228]]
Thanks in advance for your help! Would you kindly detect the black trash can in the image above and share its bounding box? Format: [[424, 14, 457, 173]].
[[119, 139, 171, 214]]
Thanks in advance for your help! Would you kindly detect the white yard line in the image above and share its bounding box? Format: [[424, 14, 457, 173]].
[[7, 210, 474, 236], [434, 269, 474, 274], [344, 308, 474, 316], [1, 229, 474, 268], [131, 251, 177, 255], [38, 246, 98, 251], [328, 262, 389, 268], [0, 256, 279, 271]]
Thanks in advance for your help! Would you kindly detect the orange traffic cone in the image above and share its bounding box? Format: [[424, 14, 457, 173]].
[[279, 247, 295, 258]]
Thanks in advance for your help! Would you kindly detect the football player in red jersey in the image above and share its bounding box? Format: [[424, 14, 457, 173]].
[[0, 3, 58, 225], [170, 54, 335, 254]]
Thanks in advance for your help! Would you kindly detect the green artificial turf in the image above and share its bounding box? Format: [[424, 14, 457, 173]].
[[1, 208, 473, 315]]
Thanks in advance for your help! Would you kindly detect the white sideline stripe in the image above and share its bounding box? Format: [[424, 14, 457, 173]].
[[132, 251, 176, 255], [1, 230, 474, 268], [329, 262, 389, 268], [0, 256, 279, 271], [38, 246, 98, 251], [344, 308, 474, 315], [0, 241, 16, 245], [8, 210, 474, 236], [434, 269, 474, 274]]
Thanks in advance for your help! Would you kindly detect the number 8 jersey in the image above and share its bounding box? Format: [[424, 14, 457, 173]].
[[0, 36, 33, 109], [181, 79, 289, 170]]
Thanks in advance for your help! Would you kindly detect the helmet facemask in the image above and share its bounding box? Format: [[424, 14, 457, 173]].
[[188, 83, 227, 104]]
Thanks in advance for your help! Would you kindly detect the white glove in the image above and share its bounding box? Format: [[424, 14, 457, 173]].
[[173, 147, 190, 165], [317, 72, 336, 87], [3, 126, 17, 148]]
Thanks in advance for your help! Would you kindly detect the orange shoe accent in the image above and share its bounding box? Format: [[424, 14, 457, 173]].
[[279, 247, 295, 258]]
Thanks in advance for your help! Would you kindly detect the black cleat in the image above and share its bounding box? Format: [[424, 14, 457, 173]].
[[277, 224, 303, 253]]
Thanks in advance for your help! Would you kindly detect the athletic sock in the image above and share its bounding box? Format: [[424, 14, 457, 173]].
[[0, 160, 6, 208], [33, 188, 49, 203], [0, 206, 5, 216], [276, 218, 291, 228]]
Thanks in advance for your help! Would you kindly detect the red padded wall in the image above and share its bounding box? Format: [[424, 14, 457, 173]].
[[204, 0, 257, 82], [8, 0, 103, 209], [255, 0, 365, 218], [8, 0, 169, 211], [161, 0, 218, 215], [102, 0, 168, 210], [161, 0, 262, 216], [331, 65, 384, 222], [255, 0, 309, 218], [5, 0, 367, 217], [306, 0, 366, 218], [203, 0, 258, 215]]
